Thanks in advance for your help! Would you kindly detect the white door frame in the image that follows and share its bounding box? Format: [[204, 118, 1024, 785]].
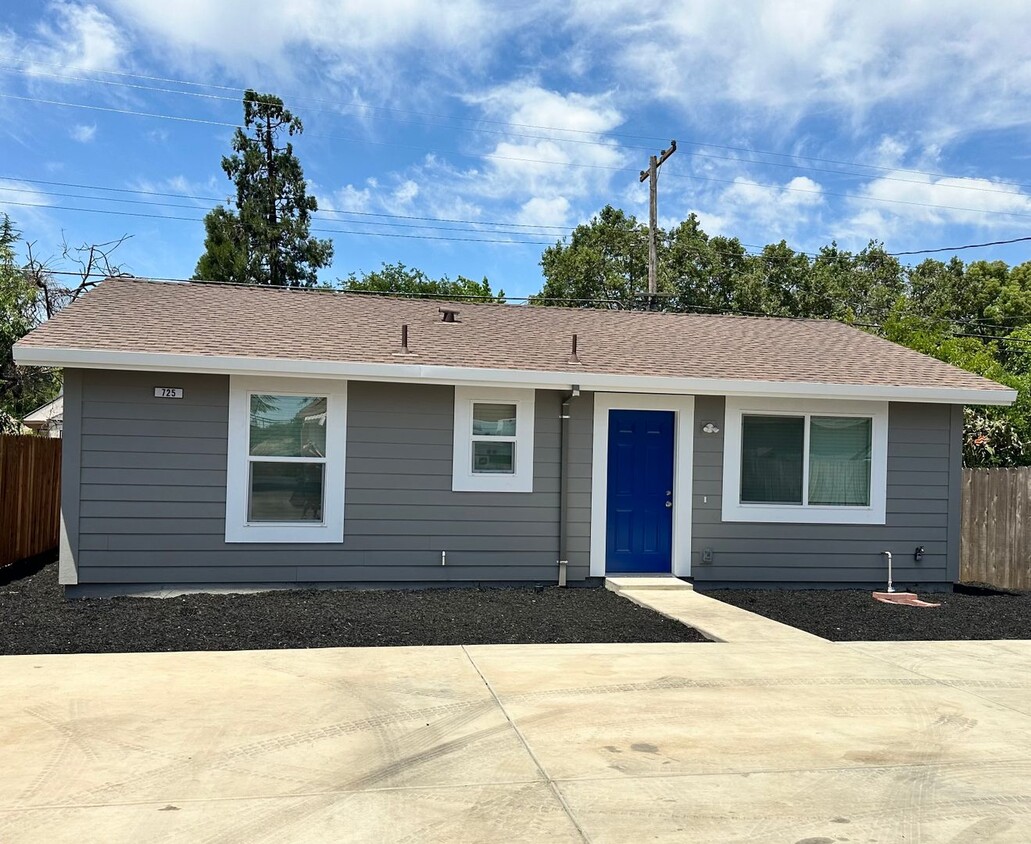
[[589, 393, 695, 578]]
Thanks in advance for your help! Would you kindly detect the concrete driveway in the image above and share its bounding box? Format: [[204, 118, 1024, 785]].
[[2, 639, 1030, 843]]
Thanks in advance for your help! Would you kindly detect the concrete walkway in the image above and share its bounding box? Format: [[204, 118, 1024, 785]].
[[3, 639, 1031, 842], [608, 576, 827, 644]]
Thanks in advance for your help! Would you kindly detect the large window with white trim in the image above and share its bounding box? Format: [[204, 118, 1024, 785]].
[[452, 386, 535, 492], [722, 397, 887, 524], [226, 376, 346, 542]]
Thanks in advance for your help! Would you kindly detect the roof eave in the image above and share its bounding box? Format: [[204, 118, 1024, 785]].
[[12, 344, 1017, 406]]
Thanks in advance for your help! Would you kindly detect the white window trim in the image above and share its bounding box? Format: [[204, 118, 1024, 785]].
[[721, 396, 888, 525], [226, 375, 347, 543], [589, 393, 695, 578], [452, 386, 535, 493]]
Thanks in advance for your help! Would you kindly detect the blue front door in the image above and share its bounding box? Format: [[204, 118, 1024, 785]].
[[606, 410, 675, 573]]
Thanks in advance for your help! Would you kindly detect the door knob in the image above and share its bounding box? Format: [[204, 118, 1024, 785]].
[[665, 501, 672, 508]]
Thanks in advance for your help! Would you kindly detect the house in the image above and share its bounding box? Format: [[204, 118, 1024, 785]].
[[12, 277, 1015, 596], [21, 393, 63, 437]]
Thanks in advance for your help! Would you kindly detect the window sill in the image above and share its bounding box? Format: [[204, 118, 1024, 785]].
[[721, 502, 886, 525], [452, 474, 533, 493]]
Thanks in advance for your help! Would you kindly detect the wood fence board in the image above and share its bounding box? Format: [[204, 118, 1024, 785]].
[[0, 435, 62, 567], [961, 467, 1031, 590]]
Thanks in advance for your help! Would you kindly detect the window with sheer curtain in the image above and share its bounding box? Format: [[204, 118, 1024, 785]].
[[741, 414, 872, 507], [723, 398, 887, 525]]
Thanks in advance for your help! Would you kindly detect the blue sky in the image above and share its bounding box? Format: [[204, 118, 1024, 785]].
[[3, 1, 1031, 299]]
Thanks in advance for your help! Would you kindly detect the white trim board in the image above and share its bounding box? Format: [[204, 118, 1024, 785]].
[[721, 396, 888, 525], [225, 375, 347, 543], [452, 386, 535, 493], [13, 344, 1016, 405], [590, 393, 695, 579]]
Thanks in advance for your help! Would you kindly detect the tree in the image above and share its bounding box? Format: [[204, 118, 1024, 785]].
[[195, 90, 333, 287], [0, 215, 128, 430], [343, 262, 504, 301], [664, 215, 748, 313], [535, 206, 649, 307]]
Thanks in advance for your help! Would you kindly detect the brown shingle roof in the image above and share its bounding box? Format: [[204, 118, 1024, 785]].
[[15, 277, 1013, 398]]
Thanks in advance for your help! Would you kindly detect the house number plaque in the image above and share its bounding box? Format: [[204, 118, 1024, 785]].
[[154, 387, 184, 399]]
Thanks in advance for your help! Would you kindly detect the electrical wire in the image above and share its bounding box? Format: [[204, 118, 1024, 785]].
[[8, 89, 1031, 224], [889, 236, 1031, 256], [6, 61, 1030, 194], [0, 175, 571, 231], [0, 200, 557, 244]]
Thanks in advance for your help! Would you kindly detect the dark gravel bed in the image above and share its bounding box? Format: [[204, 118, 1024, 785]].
[[703, 586, 1031, 641], [0, 561, 706, 655]]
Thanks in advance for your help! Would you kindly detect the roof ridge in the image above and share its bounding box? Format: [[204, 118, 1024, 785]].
[[99, 276, 841, 324]]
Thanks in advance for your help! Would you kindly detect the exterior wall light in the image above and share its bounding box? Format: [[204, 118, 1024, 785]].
[[702, 422, 720, 434]]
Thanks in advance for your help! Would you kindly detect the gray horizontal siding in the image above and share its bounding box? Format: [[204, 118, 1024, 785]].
[[691, 396, 957, 587], [74, 370, 591, 585]]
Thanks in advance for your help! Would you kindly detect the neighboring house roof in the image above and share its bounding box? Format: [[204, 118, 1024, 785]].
[[21, 394, 63, 431], [13, 277, 1015, 405]]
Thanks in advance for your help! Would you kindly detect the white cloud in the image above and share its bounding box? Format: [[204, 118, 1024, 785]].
[[517, 196, 570, 229], [849, 174, 1031, 230], [101, 0, 502, 71], [680, 175, 824, 240], [565, 1, 1031, 136], [0, 180, 59, 233], [327, 183, 374, 214], [317, 83, 627, 243], [12, 2, 127, 75], [69, 123, 96, 142]]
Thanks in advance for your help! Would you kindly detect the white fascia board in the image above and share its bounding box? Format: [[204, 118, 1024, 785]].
[[13, 344, 1018, 406]]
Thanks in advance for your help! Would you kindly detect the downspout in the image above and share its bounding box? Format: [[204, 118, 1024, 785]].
[[558, 386, 581, 587]]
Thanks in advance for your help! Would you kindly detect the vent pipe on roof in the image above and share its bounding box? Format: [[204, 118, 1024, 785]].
[[439, 307, 460, 323], [568, 333, 582, 365], [395, 324, 414, 356]]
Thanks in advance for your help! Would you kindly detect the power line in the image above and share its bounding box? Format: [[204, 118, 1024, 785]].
[[0, 200, 557, 244], [0, 186, 570, 237], [663, 170, 1031, 222], [889, 236, 1031, 256], [7, 65, 1027, 200], [8, 61, 1030, 195], [0, 92, 635, 175], [0, 175, 571, 231], [14, 87, 1031, 224], [9, 90, 1031, 224]]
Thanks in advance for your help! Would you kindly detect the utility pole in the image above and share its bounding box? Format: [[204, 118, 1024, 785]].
[[639, 140, 677, 297]]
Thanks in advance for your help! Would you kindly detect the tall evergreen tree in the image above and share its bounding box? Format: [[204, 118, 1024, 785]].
[[195, 90, 333, 287]]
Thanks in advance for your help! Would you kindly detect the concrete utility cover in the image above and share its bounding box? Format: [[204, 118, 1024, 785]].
[[2, 640, 1031, 842]]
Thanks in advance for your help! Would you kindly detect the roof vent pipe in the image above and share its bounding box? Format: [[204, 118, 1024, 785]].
[[439, 307, 460, 323], [395, 324, 413, 356], [568, 333, 582, 365]]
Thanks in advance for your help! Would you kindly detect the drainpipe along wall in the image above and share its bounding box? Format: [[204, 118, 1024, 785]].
[[558, 386, 580, 586]]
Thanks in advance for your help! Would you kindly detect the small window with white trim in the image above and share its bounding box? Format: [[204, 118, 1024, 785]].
[[453, 387, 535, 492], [722, 397, 887, 524], [226, 376, 346, 542]]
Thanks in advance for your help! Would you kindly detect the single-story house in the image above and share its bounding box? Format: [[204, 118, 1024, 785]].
[[21, 393, 63, 437], [13, 277, 1015, 596]]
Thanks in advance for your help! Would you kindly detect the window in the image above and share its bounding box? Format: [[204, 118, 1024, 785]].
[[453, 387, 535, 492], [722, 397, 887, 524], [226, 376, 346, 542]]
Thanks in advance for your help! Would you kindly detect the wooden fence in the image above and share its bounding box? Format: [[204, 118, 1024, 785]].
[[961, 467, 1031, 590], [0, 435, 62, 567]]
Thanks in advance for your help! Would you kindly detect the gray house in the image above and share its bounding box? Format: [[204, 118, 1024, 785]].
[[13, 277, 1015, 595]]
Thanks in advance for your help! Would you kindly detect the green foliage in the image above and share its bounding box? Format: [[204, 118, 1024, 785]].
[[534, 206, 1031, 465], [342, 262, 504, 302], [0, 215, 61, 426], [195, 90, 333, 287], [964, 408, 1027, 467], [535, 206, 648, 307]]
